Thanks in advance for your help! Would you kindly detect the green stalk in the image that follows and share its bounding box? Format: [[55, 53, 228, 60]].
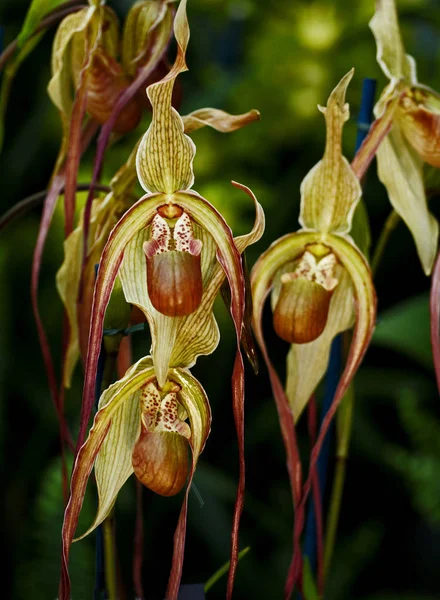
[[371, 209, 400, 276], [204, 547, 250, 593], [99, 350, 118, 599], [0, 62, 17, 153], [323, 384, 354, 580], [103, 513, 118, 600]]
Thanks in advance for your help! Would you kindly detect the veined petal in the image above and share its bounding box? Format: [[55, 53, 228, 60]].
[[285, 270, 354, 421], [75, 359, 155, 540], [47, 6, 95, 117], [136, 0, 196, 194], [75, 192, 166, 452], [375, 126, 438, 274], [369, 0, 417, 83], [171, 183, 264, 369], [181, 108, 260, 134], [59, 357, 156, 600], [299, 70, 362, 235], [122, 0, 171, 77]]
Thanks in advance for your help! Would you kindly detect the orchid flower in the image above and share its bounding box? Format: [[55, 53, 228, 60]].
[[59, 1, 264, 598], [251, 70, 376, 596], [369, 0, 439, 274]]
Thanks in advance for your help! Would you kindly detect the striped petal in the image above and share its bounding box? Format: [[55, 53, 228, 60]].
[[136, 0, 196, 194], [299, 70, 362, 235]]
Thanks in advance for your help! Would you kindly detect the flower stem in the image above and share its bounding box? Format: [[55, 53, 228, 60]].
[[204, 547, 250, 593], [103, 513, 118, 600], [371, 210, 400, 276], [323, 383, 354, 580], [0, 183, 111, 233]]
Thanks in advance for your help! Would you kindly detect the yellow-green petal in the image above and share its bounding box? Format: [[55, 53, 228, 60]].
[[121, 0, 171, 77], [136, 0, 196, 194], [75, 357, 155, 540], [376, 126, 438, 274], [181, 108, 260, 134], [47, 6, 95, 117], [299, 70, 362, 236], [369, 0, 416, 84]]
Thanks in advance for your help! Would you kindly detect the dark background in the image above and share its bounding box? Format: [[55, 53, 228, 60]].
[[1, 0, 440, 598]]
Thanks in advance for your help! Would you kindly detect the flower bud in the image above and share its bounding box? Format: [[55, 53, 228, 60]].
[[122, 1, 174, 78], [132, 380, 191, 496], [144, 211, 203, 317], [273, 249, 338, 344], [86, 49, 144, 133], [397, 85, 440, 168], [70, 7, 143, 133]]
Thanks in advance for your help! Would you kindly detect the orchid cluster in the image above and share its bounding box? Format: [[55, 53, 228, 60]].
[[2, 0, 440, 598], [55, 1, 263, 599]]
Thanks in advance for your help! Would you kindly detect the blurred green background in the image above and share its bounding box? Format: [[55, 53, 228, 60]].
[[1, 0, 440, 598]]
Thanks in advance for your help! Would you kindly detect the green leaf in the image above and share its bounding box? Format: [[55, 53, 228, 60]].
[[302, 557, 320, 600], [17, 0, 66, 48], [373, 292, 432, 369]]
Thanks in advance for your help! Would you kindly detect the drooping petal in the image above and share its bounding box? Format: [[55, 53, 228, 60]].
[[251, 231, 376, 596], [299, 70, 362, 235], [251, 233, 310, 595], [75, 192, 167, 452], [291, 233, 376, 592], [59, 357, 156, 600], [351, 88, 400, 181], [285, 271, 354, 421], [75, 362, 154, 540], [375, 126, 438, 274], [430, 251, 440, 392], [136, 0, 196, 194], [369, 0, 416, 83], [181, 107, 260, 134]]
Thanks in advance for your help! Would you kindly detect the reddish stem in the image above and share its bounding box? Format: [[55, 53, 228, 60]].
[[307, 397, 324, 594], [133, 481, 145, 600]]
